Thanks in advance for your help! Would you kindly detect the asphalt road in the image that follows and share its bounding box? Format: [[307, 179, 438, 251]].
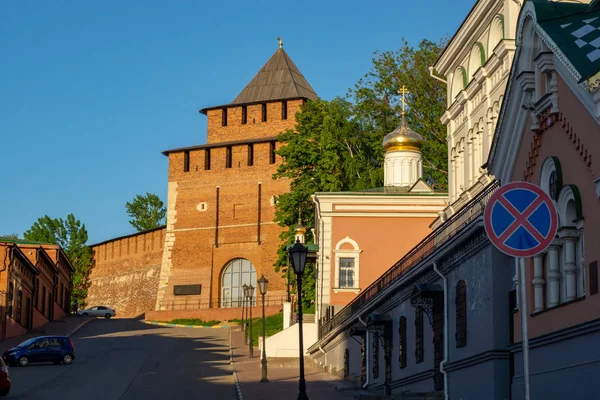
[[6, 319, 236, 399]]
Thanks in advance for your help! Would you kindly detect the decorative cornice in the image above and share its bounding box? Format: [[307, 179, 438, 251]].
[[445, 349, 511, 372], [511, 316, 600, 351]]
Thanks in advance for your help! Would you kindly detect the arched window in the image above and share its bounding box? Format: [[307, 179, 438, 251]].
[[221, 258, 257, 308], [415, 307, 424, 363], [334, 237, 362, 292], [455, 280, 467, 348], [540, 156, 562, 202], [398, 316, 407, 368]]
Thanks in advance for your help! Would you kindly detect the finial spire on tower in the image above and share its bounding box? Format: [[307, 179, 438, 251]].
[[277, 37, 283, 48], [399, 85, 410, 116]]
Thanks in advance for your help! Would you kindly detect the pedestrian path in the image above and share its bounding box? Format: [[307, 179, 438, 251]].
[[230, 327, 368, 400], [0, 315, 93, 353]]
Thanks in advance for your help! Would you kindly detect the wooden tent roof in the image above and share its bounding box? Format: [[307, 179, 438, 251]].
[[200, 47, 318, 113]]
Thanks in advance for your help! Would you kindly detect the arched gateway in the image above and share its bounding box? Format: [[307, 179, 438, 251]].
[[221, 258, 257, 308]]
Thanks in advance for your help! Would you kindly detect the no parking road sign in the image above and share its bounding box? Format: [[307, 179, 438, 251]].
[[484, 181, 558, 257]]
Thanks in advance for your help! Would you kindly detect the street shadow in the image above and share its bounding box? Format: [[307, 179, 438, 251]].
[[5, 318, 238, 400]]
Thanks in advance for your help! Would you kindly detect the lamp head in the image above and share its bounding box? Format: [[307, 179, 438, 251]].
[[247, 284, 255, 298], [257, 274, 269, 295], [289, 240, 308, 275]]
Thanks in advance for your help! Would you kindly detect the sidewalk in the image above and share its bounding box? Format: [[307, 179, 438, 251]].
[[230, 328, 368, 400], [0, 315, 93, 353]]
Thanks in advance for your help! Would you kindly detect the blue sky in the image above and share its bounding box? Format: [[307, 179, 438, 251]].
[[1, 0, 475, 244]]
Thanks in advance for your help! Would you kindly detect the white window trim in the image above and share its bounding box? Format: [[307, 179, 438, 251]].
[[333, 236, 362, 293]]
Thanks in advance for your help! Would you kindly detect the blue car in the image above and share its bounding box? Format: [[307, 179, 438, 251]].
[[2, 336, 75, 367]]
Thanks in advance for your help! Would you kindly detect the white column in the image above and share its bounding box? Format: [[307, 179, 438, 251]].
[[547, 245, 561, 307], [564, 236, 578, 301], [532, 255, 545, 312], [450, 158, 456, 201]]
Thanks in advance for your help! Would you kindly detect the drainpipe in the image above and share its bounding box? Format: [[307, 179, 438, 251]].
[[318, 345, 326, 367], [358, 316, 369, 389], [429, 67, 447, 84], [433, 261, 449, 400]]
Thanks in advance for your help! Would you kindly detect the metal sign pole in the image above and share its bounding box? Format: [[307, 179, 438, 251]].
[[518, 257, 531, 400]]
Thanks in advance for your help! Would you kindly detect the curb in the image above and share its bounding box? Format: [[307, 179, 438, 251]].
[[141, 320, 233, 329], [230, 327, 244, 400], [67, 318, 94, 337]]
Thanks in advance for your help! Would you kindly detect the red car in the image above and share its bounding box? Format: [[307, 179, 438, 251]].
[[0, 357, 10, 396]]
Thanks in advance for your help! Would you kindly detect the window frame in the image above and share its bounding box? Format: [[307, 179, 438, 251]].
[[333, 237, 362, 293]]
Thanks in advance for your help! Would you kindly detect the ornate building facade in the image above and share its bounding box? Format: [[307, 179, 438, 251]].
[[489, 1, 600, 397]]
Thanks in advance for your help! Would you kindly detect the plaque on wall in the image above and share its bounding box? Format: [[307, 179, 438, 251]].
[[173, 284, 202, 296]]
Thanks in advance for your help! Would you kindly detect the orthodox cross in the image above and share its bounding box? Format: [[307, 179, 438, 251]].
[[399, 86, 410, 116], [277, 37, 283, 48]]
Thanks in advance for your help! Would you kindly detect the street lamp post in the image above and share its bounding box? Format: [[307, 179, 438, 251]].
[[242, 284, 248, 345], [247, 284, 255, 358], [289, 240, 309, 400], [258, 274, 269, 383]]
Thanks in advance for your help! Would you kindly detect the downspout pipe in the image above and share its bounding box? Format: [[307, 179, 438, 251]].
[[433, 261, 449, 400], [358, 316, 369, 389], [429, 66, 447, 84]]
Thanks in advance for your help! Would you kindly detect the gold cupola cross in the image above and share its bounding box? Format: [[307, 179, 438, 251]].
[[398, 86, 410, 116]]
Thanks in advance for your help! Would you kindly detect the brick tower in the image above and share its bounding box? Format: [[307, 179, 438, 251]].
[[155, 43, 318, 311]]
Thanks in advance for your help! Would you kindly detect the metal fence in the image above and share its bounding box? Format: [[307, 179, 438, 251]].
[[158, 295, 288, 311], [320, 180, 500, 337]]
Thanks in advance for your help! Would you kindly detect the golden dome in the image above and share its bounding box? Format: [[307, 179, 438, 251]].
[[382, 116, 424, 152], [294, 219, 306, 235]]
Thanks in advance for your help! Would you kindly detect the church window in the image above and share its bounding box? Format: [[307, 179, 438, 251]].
[[183, 151, 190, 172], [248, 144, 254, 166], [205, 149, 211, 171], [339, 258, 355, 288], [226, 146, 232, 169], [282, 101, 288, 120], [221, 258, 257, 308], [261, 103, 267, 122], [269, 141, 276, 164], [455, 280, 467, 348], [415, 307, 424, 363], [242, 106, 247, 125], [549, 171, 557, 200], [222, 108, 228, 127], [333, 237, 362, 291], [399, 316, 407, 368]]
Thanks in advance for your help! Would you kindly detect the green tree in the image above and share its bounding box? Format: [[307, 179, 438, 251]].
[[349, 38, 448, 190], [24, 214, 92, 305], [272, 38, 448, 309], [125, 192, 167, 232], [0, 233, 21, 240]]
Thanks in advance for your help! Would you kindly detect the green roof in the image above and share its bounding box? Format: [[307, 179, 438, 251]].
[[0, 238, 55, 246], [534, 0, 600, 82]]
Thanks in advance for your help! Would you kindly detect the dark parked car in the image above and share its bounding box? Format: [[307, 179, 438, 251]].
[[2, 336, 75, 367], [0, 357, 10, 396]]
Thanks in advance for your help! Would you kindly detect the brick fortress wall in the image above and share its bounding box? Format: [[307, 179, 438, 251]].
[[88, 227, 165, 318], [154, 99, 304, 310]]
